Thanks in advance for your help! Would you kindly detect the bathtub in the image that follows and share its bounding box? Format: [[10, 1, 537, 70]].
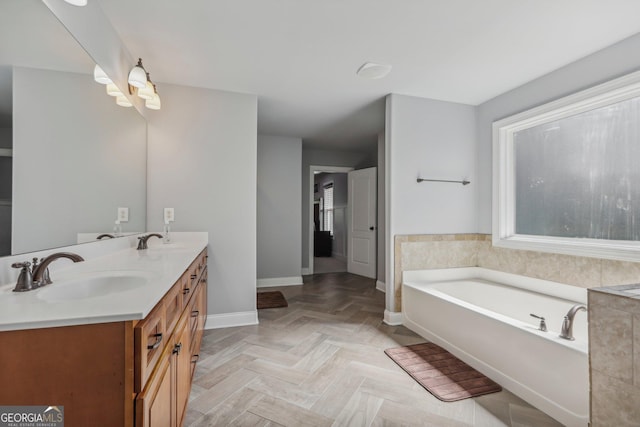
[[402, 267, 588, 427]]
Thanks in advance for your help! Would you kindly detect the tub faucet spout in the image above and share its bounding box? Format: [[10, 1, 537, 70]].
[[559, 304, 587, 341]]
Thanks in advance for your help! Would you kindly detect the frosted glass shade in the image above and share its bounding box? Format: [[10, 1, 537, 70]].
[[137, 80, 155, 100], [93, 65, 112, 85], [146, 93, 161, 110], [63, 0, 87, 6], [116, 95, 133, 107], [106, 83, 123, 97], [128, 65, 147, 89]]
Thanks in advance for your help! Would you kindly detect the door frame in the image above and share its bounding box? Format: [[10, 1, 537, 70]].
[[307, 165, 354, 275]]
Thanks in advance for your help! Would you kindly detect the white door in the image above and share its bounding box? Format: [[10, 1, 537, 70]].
[[347, 167, 377, 278]]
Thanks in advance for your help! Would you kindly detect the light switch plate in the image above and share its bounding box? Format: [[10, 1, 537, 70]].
[[118, 207, 129, 222], [164, 208, 175, 223]]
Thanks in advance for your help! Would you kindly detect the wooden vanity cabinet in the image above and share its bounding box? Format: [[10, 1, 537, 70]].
[[135, 248, 208, 427], [0, 248, 208, 427]]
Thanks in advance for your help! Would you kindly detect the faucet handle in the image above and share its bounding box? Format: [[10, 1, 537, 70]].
[[530, 313, 548, 332], [11, 261, 34, 292]]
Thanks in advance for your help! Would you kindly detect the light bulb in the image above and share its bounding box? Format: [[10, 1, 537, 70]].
[[138, 80, 155, 100], [93, 65, 111, 85]]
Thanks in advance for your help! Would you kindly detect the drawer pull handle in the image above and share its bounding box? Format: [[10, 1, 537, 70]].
[[191, 274, 197, 279], [183, 287, 190, 295], [201, 278, 207, 284], [191, 310, 199, 318], [147, 333, 163, 350], [173, 342, 182, 355], [191, 354, 199, 364]]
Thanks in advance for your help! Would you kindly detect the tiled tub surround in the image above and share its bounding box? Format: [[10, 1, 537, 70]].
[[403, 267, 589, 427], [588, 286, 640, 427], [394, 234, 640, 311]]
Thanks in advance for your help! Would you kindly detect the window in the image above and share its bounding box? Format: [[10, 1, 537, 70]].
[[323, 183, 334, 235], [493, 71, 640, 261]]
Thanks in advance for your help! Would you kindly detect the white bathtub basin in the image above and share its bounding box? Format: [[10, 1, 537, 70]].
[[403, 267, 588, 427]]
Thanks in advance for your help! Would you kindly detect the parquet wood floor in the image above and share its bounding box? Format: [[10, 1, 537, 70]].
[[185, 273, 562, 427]]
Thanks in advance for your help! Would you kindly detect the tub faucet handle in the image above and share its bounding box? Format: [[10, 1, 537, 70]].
[[530, 313, 547, 332]]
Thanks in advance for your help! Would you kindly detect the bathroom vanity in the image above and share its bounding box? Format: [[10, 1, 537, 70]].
[[0, 234, 208, 427]]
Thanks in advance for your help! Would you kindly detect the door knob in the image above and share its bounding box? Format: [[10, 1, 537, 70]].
[[369, 226, 375, 230]]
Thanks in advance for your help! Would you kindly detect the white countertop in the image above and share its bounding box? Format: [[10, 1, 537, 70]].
[[0, 233, 208, 331]]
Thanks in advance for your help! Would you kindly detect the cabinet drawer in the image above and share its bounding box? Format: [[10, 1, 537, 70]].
[[134, 303, 166, 393], [164, 280, 183, 334]]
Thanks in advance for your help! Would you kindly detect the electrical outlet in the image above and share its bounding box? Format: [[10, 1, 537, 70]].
[[164, 208, 175, 223], [118, 207, 129, 222]]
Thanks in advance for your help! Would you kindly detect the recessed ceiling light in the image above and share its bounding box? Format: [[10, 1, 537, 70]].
[[356, 62, 392, 80], [63, 0, 88, 6]]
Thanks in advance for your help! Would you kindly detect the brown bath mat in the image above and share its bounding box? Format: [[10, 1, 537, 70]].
[[385, 342, 502, 402], [257, 291, 288, 309]]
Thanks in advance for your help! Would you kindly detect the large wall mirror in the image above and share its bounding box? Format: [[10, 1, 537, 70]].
[[0, 0, 147, 256]]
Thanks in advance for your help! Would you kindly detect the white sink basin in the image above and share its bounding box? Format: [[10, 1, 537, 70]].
[[147, 242, 186, 250], [37, 271, 151, 302]]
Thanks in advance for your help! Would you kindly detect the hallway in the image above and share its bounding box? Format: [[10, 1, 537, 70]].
[[185, 273, 561, 426]]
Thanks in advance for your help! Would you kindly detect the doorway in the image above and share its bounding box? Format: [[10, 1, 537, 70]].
[[308, 166, 353, 274]]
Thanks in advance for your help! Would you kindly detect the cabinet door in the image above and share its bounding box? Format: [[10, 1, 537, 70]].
[[174, 315, 192, 427], [135, 345, 175, 427]]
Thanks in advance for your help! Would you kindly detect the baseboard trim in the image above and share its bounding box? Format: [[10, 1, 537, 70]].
[[383, 309, 403, 326], [205, 311, 258, 330], [376, 280, 386, 293], [257, 276, 303, 288], [301, 268, 311, 276]]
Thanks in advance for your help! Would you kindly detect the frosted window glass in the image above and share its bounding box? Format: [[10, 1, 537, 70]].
[[514, 96, 640, 241]]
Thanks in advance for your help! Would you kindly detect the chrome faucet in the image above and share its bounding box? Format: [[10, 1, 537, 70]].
[[12, 252, 84, 292], [559, 304, 587, 341], [137, 233, 163, 250]]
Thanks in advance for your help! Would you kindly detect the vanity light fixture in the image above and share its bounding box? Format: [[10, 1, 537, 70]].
[[93, 65, 112, 85], [137, 74, 155, 100], [145, 84, 161, 110], [128, 59, 148, 89], [126, 58, 162, 110], [116, 95, 133, 108], [106, 83, 123, 97]]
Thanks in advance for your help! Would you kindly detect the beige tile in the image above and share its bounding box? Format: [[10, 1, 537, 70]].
[[635, 314, 640, 387], [373, 399, 471, 427], [248, 395, 333, 427], [509, 404, 563, 427], [601, 259, 640, 286], [189, 368, 260, 414], [589, 304, 634, 383], [311, 374, 365, 419], [228, 411, 285, 427], [590, 369, 640, 427], [246, 374, 320, 408], [195, 354, 256, 389], [192, 388, 265, 426], [590, 290, 640, 315], [332, 390, 384, 427], [244, 359, 310, 385]]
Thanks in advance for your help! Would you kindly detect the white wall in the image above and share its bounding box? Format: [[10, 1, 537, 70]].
[[12, 67, 147, 254], [385, 94, 476, 314], [476, 32, 640, 233], [257, 135, 302, 282], [377, 132, 385, 284], [301, 147, 376, 270], [146, 83, 257, 324]]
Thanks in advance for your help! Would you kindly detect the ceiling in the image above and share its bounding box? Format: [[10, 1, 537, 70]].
[[7, 1, 640, 151]]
